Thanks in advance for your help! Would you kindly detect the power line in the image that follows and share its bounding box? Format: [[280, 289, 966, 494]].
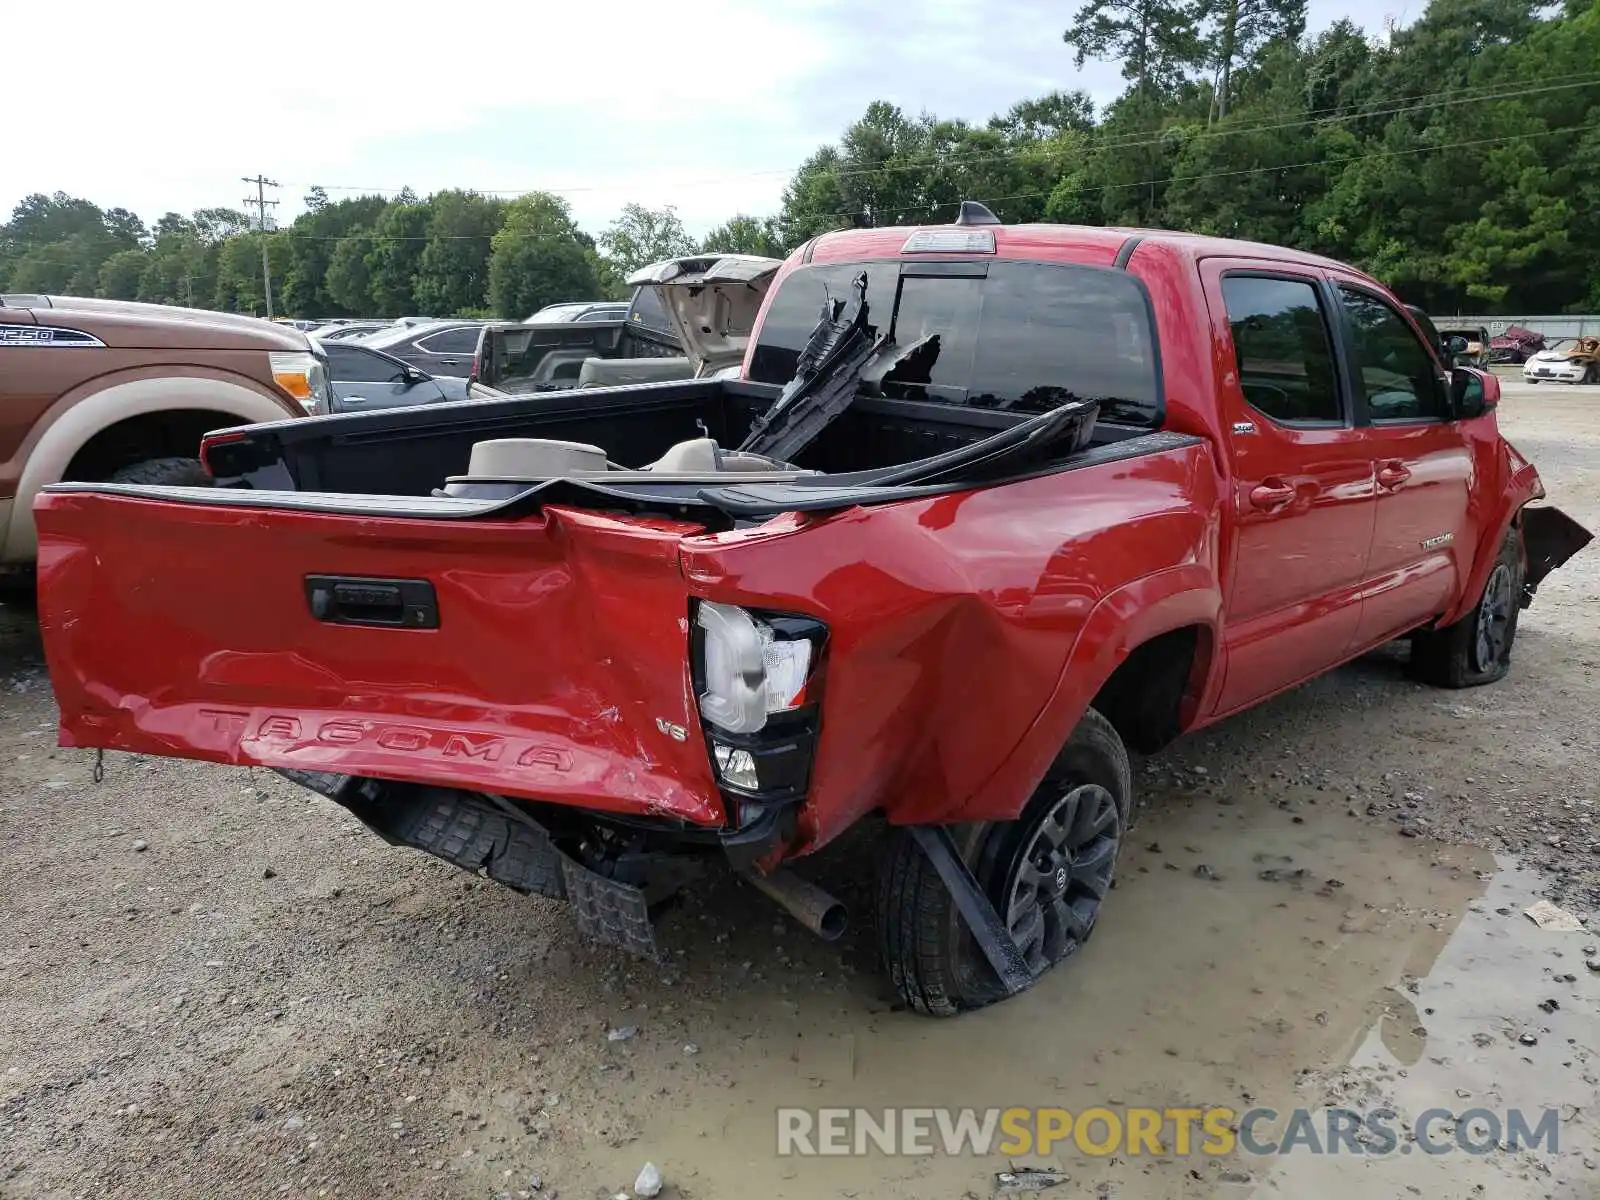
[[256, 120, 1594, 242], [290, 72, 1600, 200], [241, 174, 281, 319], [817, 121, 1597, 221]]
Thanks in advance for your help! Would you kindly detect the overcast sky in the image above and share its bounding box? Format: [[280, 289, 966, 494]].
[[4, 0, 1410, 239]]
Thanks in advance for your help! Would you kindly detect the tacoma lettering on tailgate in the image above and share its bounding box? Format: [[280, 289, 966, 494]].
[[200, 710, 573, 772]]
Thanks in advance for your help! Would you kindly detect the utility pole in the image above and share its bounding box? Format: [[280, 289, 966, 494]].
[[241, 174, 280, 318]]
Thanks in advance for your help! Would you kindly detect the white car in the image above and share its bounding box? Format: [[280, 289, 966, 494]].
[[1523, 338, 1600, 385]]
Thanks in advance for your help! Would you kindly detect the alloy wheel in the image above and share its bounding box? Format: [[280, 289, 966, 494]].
[[1002, 783, 1121, 977], [1473, 562, 1514, 673]]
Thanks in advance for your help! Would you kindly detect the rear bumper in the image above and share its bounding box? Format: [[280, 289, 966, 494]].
[[279, 768, 798, 872]]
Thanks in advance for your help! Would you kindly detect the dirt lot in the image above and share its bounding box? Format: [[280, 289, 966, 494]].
[[2, 382, 1597, 1200]]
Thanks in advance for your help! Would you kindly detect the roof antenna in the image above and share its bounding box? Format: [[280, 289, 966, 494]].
[[954, 201, 1001, 226]]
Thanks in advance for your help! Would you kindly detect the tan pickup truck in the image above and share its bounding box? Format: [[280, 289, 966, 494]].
[[0, 294, 321, 579]]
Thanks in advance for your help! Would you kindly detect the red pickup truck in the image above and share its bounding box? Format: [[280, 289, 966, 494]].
[[32, 210, 1591, 1016]]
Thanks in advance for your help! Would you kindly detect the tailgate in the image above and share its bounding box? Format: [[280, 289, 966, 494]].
[[34, 488, 724, 824]]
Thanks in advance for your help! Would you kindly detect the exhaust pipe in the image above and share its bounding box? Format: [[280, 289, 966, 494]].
[[742, 868, 848, 941]]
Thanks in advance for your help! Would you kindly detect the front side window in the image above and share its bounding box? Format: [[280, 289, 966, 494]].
[[328, 344, 406, 384], [1339, 288, 1448, 420], [1220, 275, 1343, 425], [747, 260, 1161, 427]]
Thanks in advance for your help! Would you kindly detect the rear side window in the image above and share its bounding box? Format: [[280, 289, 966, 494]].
[[1338, 287, 1449, 421], [748, 260, 1162, 427], [628, 287, 674, 335], [416, 327, 479, 354], [1220, 276, 1343, 425]]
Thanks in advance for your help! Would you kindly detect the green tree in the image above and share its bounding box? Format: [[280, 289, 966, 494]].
[[488, 192, 600, 319], [325, 234, 376, 313], [193, 207, 253, 242], [364, 201, 431, 314], [7, 243, 78, 293], [102, 207, 147, 247], [2, 192, 105, 252], [412, 190, 507, 315], [701, 215, 787, 257], [599, 203, 697, 276], [98, 248, 150, 300], [1206, 0, 1307, 120], [1062, 0, 1207, 101], [212, 233, 289, 314], [988, 91, 1097, 139], [281, 194, 388, 317]]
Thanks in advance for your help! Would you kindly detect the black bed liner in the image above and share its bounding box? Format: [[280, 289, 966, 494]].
[[44, 431, 1203, 522]]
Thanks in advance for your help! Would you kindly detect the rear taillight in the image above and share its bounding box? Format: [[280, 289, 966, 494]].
[[198, 431, 248, 479], [694, 603, 825, 735]]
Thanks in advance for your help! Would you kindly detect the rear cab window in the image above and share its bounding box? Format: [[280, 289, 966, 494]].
[[627, 287, 675, 336], [747, 259, 1163, 428]]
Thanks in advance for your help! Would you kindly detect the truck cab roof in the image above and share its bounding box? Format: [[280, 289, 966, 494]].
[[803, 221, 1378, 282]]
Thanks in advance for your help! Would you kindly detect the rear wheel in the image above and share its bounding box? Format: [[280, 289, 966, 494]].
[[106, 457, 211, 487], [1409, 528, 1523, 687], [875, 708, 1131, 1016]]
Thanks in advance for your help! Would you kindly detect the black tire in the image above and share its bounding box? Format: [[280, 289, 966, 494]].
[[1409, 528, 1523, 688], [106, 457, 211, 487], [876, 707, 1132, 1017], [1584, 364, 1598, 385]]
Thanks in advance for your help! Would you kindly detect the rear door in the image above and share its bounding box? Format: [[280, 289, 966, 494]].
[[1330, 282, 1476, 645], [1201, 261, 1376, 715]]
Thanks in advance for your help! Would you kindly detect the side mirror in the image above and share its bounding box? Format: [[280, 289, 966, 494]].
[[1449, 367, 1498, 419], [1446, 335, 1469, 358]]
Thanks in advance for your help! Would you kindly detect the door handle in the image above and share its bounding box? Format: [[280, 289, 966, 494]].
[[305, 575, 439, 629], [1249, 480, 1296, 510], [1378, 461, 1412, 489]]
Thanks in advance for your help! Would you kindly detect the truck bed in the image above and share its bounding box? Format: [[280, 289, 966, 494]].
[[35, 427, 1213, 832], [198, 377, 1159, 505]]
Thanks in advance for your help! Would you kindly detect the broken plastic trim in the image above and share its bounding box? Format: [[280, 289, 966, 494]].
[[738, 271, 879, 463], [1521, 505, 1593, 601]]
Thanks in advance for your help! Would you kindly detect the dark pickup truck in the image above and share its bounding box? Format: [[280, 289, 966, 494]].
[[33, 208, 1590, 1016]]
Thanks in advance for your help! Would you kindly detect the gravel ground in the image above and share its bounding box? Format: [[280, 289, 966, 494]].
[[1, 382, 1596, 1200]]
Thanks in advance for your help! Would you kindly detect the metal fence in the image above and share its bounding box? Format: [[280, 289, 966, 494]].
[[1448, 315, 1600, 339]]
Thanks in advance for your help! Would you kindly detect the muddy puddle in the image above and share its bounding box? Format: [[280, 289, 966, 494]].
[[472, 791, 1597, 1199]]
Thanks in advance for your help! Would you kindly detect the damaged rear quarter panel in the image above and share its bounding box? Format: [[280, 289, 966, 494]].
[[679, 441, 1221, 850]]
